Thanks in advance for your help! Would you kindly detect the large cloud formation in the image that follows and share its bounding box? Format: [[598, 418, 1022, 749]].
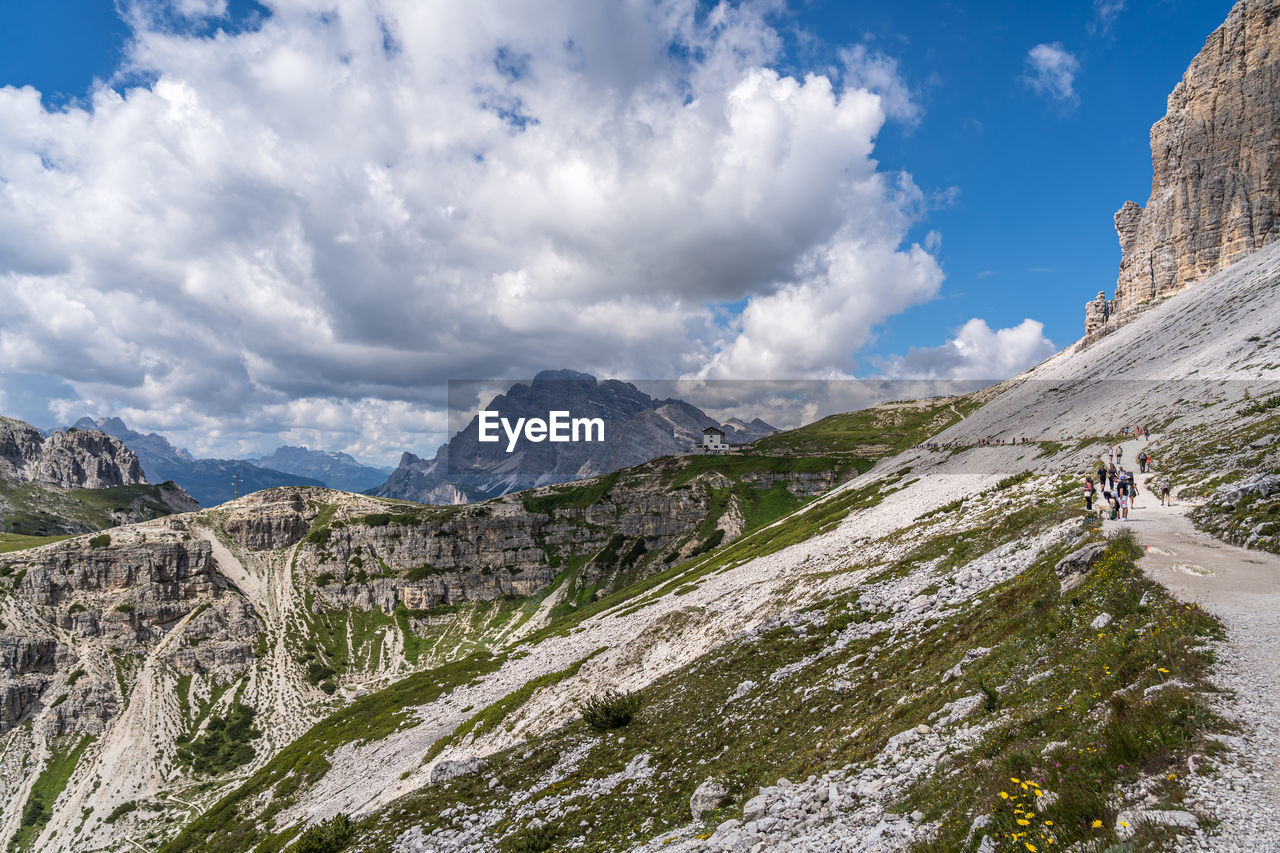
[[0, 0, 957, 460], [875, 317, 1056, 381]]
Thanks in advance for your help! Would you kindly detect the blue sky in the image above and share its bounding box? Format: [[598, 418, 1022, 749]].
[[0, 0, 1235, 463], [802, 0, 1232, 363]]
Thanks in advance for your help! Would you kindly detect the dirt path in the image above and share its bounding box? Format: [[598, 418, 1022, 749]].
[[1100, 438, 1280, 847]]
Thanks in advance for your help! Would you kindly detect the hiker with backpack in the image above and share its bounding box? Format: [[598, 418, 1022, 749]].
[[1084, 475, 1095, 511], [1160, 475, 1173, 506], [1138, 449, 1149, 473]]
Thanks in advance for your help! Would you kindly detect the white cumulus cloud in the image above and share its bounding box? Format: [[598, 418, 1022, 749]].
[[1023, 42, 1080, 107], [875, 318, 1056, 380], [0, 0, 937, 461]]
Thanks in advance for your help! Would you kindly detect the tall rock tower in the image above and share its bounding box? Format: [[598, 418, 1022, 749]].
[[1087, 0, 1280, 335]]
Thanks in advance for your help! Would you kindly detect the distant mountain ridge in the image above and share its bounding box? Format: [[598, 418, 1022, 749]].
[[250, 445, 391, 493], [0, 414, 198, 535], [72, 417, 325, 508], [2, 416, 145, 490], [371, 369, 776, 503]]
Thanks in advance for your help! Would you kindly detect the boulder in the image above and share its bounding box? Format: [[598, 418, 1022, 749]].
[[1055, 542, 1107, 593], [690, 778, 730, 820], [1115, 808, 1198, 840], [430, 757, 487, 784]]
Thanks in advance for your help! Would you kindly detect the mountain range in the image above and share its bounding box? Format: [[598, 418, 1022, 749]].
[[0, 416, 198, 536], [248, 445, 392, 494], [371, 369, 777, 503], [70, 417, 328, 507]]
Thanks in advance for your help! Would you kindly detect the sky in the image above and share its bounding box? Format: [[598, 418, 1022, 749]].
[[0, 0, 1235, 466]]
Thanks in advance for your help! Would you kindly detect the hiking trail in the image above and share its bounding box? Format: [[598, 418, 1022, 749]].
[[1101, 437, 1280, 847]]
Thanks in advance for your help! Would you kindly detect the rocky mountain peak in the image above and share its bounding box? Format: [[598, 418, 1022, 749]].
[[0, 416, 146, 490], [372, 372, 777, 503], [1087, 0, 1280, 335]]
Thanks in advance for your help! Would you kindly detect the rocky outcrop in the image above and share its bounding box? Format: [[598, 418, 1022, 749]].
[[1055, 542, 1108, 594], [222, 492, 312, 551], [1096, 0, 1280, 331], [0, 636, 60, 675], [0, 416, 145, 489], [0, 681, 48, 734]]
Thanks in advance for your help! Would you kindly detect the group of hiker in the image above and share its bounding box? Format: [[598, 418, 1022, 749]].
[[1083, 438, 1173, 520], [914, 436, 1033, 450]]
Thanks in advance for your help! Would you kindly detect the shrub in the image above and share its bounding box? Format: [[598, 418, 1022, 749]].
[[979, 681, 1000, 713], [314, 571, 335, 587], [307, 661, 337, 685], [579, 688, 642, 732], [173, 703, 261, 775], [501, 823, 555, 852], [105, 800, 138, 824], [687, 529, 725, 558], [293, 813, 355, 853], [406, 564, 443, 581], [88, 534, 111, 548]]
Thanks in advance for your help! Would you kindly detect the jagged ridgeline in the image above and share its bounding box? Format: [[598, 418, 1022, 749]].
[[0, 416, 199, 549], [0, 397, 972, 851]]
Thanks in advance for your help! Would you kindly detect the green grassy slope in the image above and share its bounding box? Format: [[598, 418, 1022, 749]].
[[0, 479, 194, 536]]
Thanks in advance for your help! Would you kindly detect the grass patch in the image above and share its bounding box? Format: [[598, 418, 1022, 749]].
[[522, 472, 620, 515], [161, 652, 504, 853], [9, 735, 94, 851]]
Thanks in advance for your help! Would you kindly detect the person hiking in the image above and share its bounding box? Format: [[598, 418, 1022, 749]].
[[1084, 475, 1095, 511], [1160, 474, 1172, 506], [1108, 463, 1118, 491], [1138, 449, 1148, 473], [1096, 464, 1107, 493]]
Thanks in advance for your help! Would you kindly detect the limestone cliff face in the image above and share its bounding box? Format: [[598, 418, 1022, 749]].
[[1112, 0, 1280, 315], [0, 416, 146, 490]]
